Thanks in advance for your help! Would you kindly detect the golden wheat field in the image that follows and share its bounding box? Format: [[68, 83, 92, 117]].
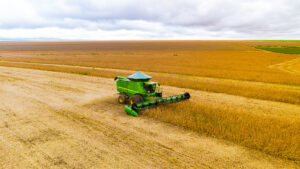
[[0, 40, 299, 168]]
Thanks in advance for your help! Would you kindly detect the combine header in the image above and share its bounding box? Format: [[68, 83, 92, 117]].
[[114, 72, 190, 116]]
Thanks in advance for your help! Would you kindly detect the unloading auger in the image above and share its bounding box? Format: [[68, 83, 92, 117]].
[[114, 72, 190, 116]]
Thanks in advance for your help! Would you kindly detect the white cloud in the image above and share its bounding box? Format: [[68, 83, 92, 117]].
[[0, 0, 299, 40]]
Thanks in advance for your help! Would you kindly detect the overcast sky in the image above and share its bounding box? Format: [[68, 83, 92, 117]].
[[0, 0, 299, 40]]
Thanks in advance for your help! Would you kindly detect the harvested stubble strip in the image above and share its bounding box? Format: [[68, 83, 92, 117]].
[[0, 61, 300, 105], [144, 101, 300, 162], [0, 61, 129, 79]]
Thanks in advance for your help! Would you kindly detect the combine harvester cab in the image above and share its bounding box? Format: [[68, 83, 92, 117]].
[[114, 72, 190, 116]]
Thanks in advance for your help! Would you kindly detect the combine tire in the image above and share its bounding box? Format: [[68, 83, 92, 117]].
[[129, 95, 144, 105], [118, 93, 127, 104]]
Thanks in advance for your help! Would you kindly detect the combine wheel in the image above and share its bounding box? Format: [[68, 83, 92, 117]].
[[118, 93, 127, 104], [129, 95, 144, 105]]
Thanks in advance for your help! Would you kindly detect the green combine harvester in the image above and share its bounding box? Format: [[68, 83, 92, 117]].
[[114, 72, 190, 116]]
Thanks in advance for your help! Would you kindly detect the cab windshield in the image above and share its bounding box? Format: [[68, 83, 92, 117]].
[[144, 83, 161, 93], [144, 84, 155, 93]]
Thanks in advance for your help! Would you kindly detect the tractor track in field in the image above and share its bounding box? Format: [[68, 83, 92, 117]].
[[0, 66, 299, 168], [269, 57, 300, 75]]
